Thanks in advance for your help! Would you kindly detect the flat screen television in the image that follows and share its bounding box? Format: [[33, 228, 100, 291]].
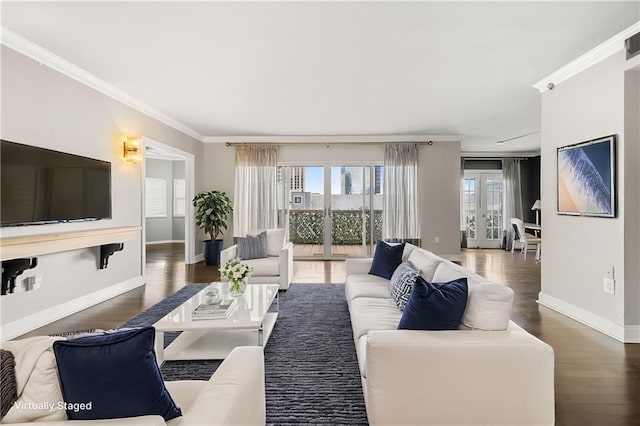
[[1, 140, 112, 226], [557, 134, 616, 217]]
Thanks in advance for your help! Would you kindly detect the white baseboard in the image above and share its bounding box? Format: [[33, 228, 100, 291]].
[[145, 240, 185, 245], [1, 276, 144, 341], [625, 326, 640, 343], [193, 253, 204, 264], [537, 291, 626, 342]]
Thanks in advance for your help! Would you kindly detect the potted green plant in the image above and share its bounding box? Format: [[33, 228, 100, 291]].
[[193, 190, 233, 265]]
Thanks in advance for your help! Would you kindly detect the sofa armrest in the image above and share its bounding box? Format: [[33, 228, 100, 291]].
[[219, 245, 238, 281], [177, 346, 265, 426], [365, 329, 554, 426], [345, 258, 373, 276], [278, 242, 293, 290]]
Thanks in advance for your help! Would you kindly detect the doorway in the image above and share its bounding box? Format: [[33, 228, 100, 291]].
[[462, 171, 503, 249], [142, 138, 196, 279], [278, 165, 383, 259]]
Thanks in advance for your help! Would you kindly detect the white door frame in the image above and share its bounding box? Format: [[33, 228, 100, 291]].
[[141, 137, 196, 270], [463, 170, 504, 249]]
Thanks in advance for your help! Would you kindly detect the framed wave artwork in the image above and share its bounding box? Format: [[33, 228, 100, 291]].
[[557, 135, 616, 218]]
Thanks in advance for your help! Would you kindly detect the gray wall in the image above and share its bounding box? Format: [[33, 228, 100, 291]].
[[145, 159, 186, 242], [623, 68, 640, 327], [0, 46, 204, 333], [539, 50, 639, 339], [204, 141, 462, 255]]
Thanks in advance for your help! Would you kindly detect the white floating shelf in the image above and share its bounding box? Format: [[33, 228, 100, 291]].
[[0, 226, 141, 261]]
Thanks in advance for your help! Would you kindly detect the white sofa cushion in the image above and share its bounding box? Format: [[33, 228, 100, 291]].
[[1, 336, 67, 424], [402, 243, 418, 261], [345, 274, 391, 303], [350, 298, 402, 342], [265, 229, 285, 256], [245, 257, 279, 276], [406, 249, 442, 281], [433, 261, 514, 331]]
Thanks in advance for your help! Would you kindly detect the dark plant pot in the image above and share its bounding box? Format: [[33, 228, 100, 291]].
[[204, 239, 224, 266]]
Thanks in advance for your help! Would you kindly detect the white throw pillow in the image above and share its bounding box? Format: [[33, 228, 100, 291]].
[[463, 282, 514, 331], [402, 243, 418, 262], [433, 261, 514, 331], [265, 229, 285, 257], [406, 249, 442, 282]]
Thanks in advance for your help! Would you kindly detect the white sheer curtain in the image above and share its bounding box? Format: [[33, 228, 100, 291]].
[[383, 143, 421, 241], [233, 144, 279, 237], [503, 158, 523, 251]]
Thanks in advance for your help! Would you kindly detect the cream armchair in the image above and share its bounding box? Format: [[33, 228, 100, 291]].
[[220, 229, 293, 290], [0, 336, 266, 426]]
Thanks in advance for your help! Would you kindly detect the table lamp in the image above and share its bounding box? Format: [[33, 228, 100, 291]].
[[531, 199, 541, 225]]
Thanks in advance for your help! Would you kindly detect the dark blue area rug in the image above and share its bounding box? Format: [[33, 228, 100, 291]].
[[121, 283, 368, 425]]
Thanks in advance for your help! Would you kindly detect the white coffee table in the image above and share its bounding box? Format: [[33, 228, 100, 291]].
[[153, 282, 279, 364]]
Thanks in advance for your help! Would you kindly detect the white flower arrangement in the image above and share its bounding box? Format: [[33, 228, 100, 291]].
[[220, 258, 253, 284]]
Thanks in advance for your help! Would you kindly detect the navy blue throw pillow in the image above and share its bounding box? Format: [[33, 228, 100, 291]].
[[398, 276, 468, 330], [369, 241, 405, 280], [53, 327, 181, 421]]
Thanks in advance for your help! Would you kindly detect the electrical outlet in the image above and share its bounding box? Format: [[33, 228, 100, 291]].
[[604, 266, 614, 279], [603, 278, 615, 295], [435, 236, 440, 244], [32, 275, 42, 290], [16, 278, 29, 293]]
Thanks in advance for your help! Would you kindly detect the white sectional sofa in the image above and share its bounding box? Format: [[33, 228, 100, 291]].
[[345, 246, 555, 426], [1, 336, 265, 426], [220, 229, 293, 290]]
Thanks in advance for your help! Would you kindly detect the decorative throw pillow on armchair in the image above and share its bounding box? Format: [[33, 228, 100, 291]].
[[235, 231, 268, 260], [53, 327, 181, 421]]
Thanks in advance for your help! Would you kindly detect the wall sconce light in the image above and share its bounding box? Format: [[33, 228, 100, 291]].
[[123, 137, 142, 163]]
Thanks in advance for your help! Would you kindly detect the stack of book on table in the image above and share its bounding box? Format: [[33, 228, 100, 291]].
[[192, 298, 237, 320]]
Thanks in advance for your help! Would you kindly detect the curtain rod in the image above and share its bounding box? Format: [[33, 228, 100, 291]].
[[224, 141, 434, 147], [463, 157, 529, 160]]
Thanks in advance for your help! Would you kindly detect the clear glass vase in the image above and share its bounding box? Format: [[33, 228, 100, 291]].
[[228, 278, 247, 298]]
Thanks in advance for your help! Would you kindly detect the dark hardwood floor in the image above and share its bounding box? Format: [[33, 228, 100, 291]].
[[20, 244, 640, 425]]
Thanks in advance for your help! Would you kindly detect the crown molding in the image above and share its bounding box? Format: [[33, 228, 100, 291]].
[[202, 134, 462, 143], [1, 27, 205, 142], [533, 22, 640, 93]]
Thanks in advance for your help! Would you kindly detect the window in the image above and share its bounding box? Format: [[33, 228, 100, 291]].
[[145, 177, 167, 217], [173, 178, 186, 216]]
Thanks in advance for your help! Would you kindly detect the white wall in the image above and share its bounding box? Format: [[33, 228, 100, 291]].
[[539, 50, 639, 341], [203, 141, 461, 255], [0, 47, 204, 338]]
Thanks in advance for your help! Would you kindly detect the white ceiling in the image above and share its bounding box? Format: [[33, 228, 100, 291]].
[[2, 1, 638, 152]]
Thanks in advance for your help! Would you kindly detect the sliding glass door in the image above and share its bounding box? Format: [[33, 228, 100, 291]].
[[278, 165, 383, 259]]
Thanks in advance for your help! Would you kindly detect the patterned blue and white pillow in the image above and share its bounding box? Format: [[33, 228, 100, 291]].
[[389, 261, 419, 311]]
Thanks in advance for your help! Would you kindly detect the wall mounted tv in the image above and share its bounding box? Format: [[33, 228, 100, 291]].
[[1, 140, 112, 226], [557, 135, 616, 218]]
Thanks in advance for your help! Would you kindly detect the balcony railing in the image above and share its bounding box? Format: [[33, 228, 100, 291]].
[[288, 209, 382, 245]]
